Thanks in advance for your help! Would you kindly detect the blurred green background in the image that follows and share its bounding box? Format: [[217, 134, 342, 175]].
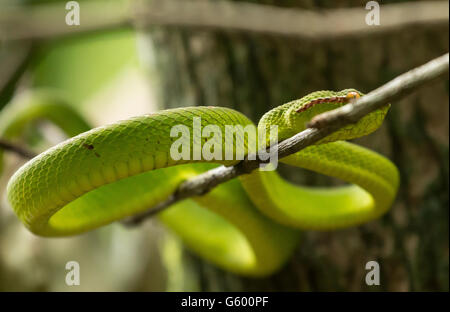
[[0, 0, 448, 291]]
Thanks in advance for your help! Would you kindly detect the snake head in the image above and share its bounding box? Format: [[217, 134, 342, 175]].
[[284, 89, 390, 143]]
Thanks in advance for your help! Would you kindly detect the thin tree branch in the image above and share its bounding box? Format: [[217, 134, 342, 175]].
[[0, 0, 448, 42], [0, 43, 33, 111], [0, 138, 37, 159], [0, 43, 32, 97], [0, 0, 130, 42], [122, 52, 449, 226], [308, 53, 450, 129], [132, 0, 449, 40]]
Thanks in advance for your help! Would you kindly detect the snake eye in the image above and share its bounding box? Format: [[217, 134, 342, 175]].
[[346, 91, 360, 99]]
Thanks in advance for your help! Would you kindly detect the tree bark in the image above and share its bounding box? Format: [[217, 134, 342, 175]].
[[144, 0, 449, 291]]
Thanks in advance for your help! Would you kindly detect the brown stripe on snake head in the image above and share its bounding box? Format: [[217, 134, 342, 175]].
[[295, 96, 349, 113]]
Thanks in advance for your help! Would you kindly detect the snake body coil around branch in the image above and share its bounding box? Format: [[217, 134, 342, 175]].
[[1, 89, 399, 276]]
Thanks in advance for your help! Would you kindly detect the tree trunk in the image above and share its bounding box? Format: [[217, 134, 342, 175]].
[[143, 0, 449, 291]]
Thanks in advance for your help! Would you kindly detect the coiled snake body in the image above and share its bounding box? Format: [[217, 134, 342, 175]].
[[1, 89, 399, 276]]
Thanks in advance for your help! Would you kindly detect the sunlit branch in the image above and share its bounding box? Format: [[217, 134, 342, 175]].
[[0, 0, 448, 42], [123, 52, 449, 226]]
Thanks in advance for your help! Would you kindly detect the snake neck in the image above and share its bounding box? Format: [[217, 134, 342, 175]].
[[257, 102, 299, 145], [257, 89, 390, 147], [257, 90, 359, 144]]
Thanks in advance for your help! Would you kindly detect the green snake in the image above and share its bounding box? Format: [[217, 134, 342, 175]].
[[1, 89, 399, 277]]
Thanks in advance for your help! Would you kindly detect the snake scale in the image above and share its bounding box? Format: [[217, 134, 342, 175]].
[[1, 89, 399, 276]]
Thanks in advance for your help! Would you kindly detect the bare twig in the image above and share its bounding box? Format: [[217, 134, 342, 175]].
[[123, 52, 449, 226], [308, 53, 450, 128], [0, 0, 448, 42], [0, 43, 32, 98], [0, 138, 37, 159]]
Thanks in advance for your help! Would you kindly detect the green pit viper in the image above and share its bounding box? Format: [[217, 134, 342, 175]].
[[0, 89, 399, 277]]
